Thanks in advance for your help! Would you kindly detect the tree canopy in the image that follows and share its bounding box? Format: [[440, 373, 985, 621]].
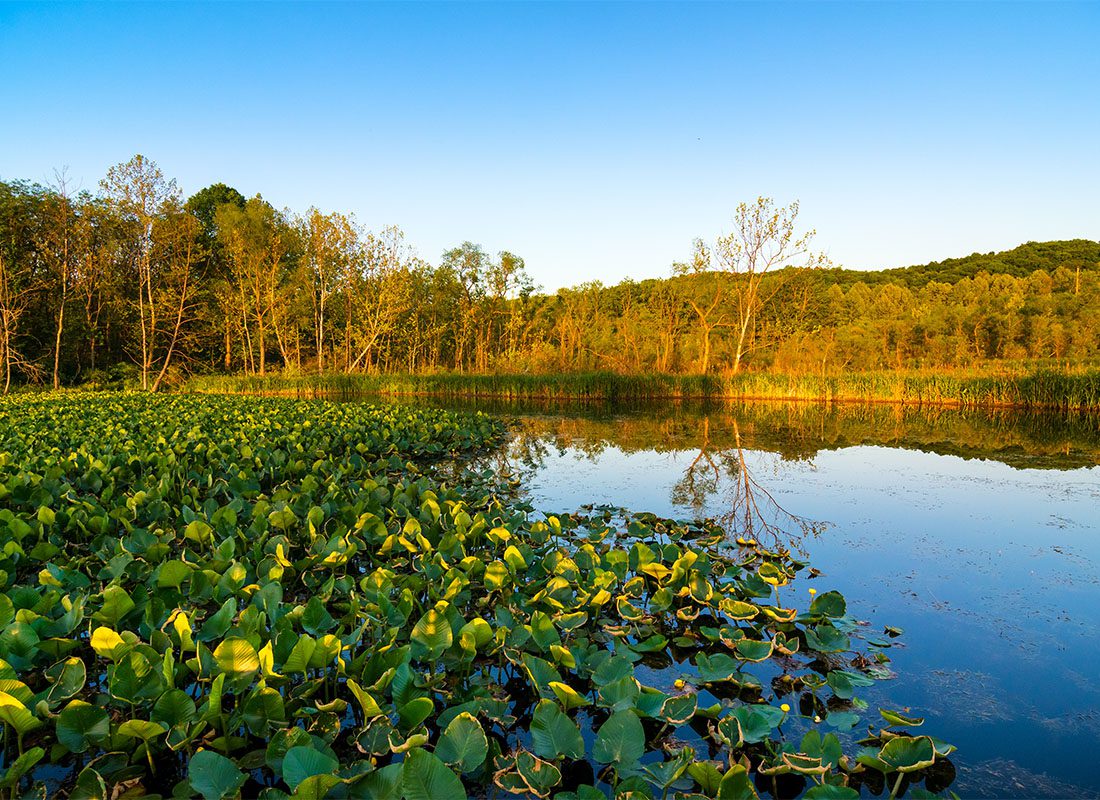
[[0, 157, 1097, 390]]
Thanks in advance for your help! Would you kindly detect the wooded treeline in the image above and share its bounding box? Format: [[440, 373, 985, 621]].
[[1, 155, 1098, 391]]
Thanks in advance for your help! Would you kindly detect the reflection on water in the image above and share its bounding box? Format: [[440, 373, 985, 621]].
[[494, 411, 827, 555], [405, 396, 1100, 799], [416, 395, 1100, 471]]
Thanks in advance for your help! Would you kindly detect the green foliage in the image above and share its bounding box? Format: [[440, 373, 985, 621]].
[[3, 164, 1099, 389]]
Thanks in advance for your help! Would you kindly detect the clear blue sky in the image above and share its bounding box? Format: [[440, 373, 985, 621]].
[[2, 1, 1097, 291]]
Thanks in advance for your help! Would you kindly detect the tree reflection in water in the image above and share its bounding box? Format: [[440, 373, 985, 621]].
[[671, 416, 823, 554], [479, 411, 824, 554], [437, 397, 1097, 557]]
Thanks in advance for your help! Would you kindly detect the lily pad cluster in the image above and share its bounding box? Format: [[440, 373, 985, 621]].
[[0, 393, 953, 798]]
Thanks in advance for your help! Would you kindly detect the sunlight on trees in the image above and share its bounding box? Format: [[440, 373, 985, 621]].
[[0, 160, 1097, 390]]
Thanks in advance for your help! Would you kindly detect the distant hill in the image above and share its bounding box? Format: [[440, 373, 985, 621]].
[[828, 239, 1100, 288]]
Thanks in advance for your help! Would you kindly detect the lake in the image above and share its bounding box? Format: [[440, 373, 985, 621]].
[[408, 397, 1100, 798]]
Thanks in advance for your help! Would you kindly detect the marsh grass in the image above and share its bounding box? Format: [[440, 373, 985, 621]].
[[188, 368, 1100, 410]]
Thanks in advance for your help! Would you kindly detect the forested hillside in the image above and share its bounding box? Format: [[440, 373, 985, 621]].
[[830, 239, 1100, 287], [2, 156, 1098, 390]]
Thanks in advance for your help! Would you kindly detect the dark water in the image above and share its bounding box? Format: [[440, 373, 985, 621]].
[[408, 397, 1100, 798]]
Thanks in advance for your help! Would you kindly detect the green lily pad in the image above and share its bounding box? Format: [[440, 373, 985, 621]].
[[879, 735, 937, 773], [282, 746, 339, 791], [530, 699, 585, 760], [189, 749, 248, 800], [436, 712, 488, 773], [592, 710, 645, 768], [402, 748, 466, 800]]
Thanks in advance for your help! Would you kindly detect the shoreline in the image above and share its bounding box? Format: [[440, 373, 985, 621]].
[[184, 369, 1100, 412]]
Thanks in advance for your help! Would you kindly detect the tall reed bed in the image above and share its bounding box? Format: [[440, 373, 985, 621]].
[[186, 369, 1100, 410]]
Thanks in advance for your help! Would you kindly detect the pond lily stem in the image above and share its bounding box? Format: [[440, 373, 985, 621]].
[[888, 772, 905, 800]]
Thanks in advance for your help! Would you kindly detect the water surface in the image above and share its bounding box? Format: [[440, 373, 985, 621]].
[[414, 398, 1100, 798]]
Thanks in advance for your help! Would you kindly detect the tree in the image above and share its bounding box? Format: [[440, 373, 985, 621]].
[[149, 202, 203, 390], [100, 154, 180, 389], [216, 196, 293, 375], [346, 226, 416, 372], [0, 180, 45, 391], [673, 239, 727, 374], [0, 248, 37, 393], [186, 183, 246, 247], [440, 242, 489, 370], [37, 173, 80, 389], [678, 197, 826, 373], [649, 280, 688, 372], [186, 184, 246, 370], [300, 208, 357, 373]]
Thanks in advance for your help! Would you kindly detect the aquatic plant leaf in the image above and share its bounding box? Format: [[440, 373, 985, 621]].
[[660, 693, 697, 724], [695, 652, 740, 682], [56, 700, 109, 752], [880, 708, 925, 728], [410, 606, 453, 661], [734, 638, 774, 662], [688, 762, 724, 794], [355, 763, 403, 800], [643, 747, 695, 788], [69, 767, 107, 800], [516, 750, 562, 796], [214, 637, 260, 675], [878, 735, 936, 773], [398, 696, 435, 730], [592, 710, 645, 767], [90, 627, 126, 660], [805, 625, 850, 654], [825, 711, 859, 730], [196, 599, 237, 643], [152, 689, 197, 727], [548, 681, 589, 711], [530, 699, 585, 760], [597, 675, 640, 711], [44, 657, 86, 705], [157, 560, 193, 588], [717, 764, 759, 799], [189, 749, 248, 800], [809, 591, 846, 618], [0, 691, 41, 736], [0, 746, 44, 789], [436, 712, 488, 773], [282, 746, 339, 791], [118, 719, 166, 746], [243, 687, 287, 735], [346, 679, 384, 720], [402, 748, 467, 800], [803, 786, 859, 798]]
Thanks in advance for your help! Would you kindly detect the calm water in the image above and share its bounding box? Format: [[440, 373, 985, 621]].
[[414, 398, 1100, 798]]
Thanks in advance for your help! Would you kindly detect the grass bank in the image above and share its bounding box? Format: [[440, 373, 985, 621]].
[[187, 368, 1100, 410]]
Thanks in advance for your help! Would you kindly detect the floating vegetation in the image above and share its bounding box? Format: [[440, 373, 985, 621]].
[[0, 393, 953, 798]]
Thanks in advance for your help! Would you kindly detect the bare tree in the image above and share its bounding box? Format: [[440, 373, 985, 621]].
[[677, 197, 827, 374]]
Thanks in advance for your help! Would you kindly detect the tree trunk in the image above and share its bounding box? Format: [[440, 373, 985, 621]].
[[52, 291, 66, 390]]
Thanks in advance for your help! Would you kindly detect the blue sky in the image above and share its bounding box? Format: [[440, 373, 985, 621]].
[[1, 1, 1097, 290]]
